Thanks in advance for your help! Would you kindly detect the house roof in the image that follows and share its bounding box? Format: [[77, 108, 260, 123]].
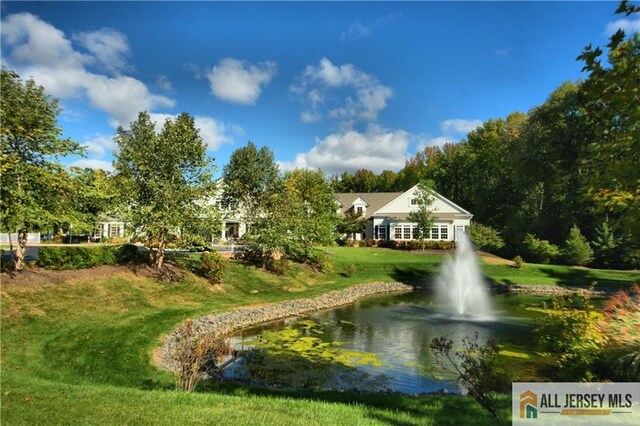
[[379, 212, 472, 221], [336, 192, 401, 219]]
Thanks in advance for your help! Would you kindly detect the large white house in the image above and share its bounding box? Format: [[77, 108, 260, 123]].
[[336, 184, 472, 242]]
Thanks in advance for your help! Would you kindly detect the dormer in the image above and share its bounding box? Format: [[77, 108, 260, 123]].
[[352, 197, 368, 217]]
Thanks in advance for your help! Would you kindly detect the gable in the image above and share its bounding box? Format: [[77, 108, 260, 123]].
[[374, 185, 472, 216]]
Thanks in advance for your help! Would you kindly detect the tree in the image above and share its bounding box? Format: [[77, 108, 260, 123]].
[[337, 209, 366, 241], [222, 141, 280, 224], [469, 223, 505, 254], [283, 169, 339, 259], [408, 180, 435, 250], [591, 218, 623, 268], [562, 225, 594, 266], [243, 169, 338, 266], [578, 2, 640, 245], [67, 167, 117, 235], [114, 112, 218, 269], [0, 69, 83, 271]]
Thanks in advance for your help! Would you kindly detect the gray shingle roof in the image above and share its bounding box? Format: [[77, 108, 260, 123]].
[[336, 192, 402, 219]]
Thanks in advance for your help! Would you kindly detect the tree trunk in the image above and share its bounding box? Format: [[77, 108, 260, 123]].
[[154, 234, 166, 269], [15, 227, 28, 271]]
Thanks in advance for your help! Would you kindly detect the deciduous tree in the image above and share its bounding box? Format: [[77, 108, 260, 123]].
[[114, 112, 218, 269], [0, 69, 83, 271]]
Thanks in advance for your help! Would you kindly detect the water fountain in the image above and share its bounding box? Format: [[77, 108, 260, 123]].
[[435, 232, 494, 320]]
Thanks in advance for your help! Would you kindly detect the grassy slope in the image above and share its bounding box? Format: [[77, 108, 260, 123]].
[[1, 247, 637, 424]]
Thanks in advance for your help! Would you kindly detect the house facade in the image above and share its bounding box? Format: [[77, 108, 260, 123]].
[[336, 185, 472, 242]]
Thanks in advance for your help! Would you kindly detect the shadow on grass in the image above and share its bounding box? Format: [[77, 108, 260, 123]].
[[538, 267, 634, 290], [390, 266, 436, 288], [202, 379, 510, 425]]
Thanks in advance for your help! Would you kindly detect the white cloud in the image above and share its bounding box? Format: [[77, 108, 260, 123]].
[[292, 57, 393, 126], [341, 13, 402, 41], [149, 113, 242, 152], [494, 48, 511, 57], [342, 21, 371, 40], [73, 28, 130, 74], [1, 12, 89, 69], [207, 58, 276, 105], [280, 125, 409, 175], [82, 134, 116, 157], [156, 75, 173, 92], [1, 12, 175, 127], [70, 158, 114, 172], [417, 136, 455, 151], [606, 17, 640, 35], [440, 119, 483, 135]]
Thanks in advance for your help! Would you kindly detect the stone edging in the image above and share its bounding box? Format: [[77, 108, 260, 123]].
[[489, 282, 613, 296], [156, 282, 413, 372]]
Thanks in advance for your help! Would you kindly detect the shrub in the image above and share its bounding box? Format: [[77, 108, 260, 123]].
[[600, 285, 640, 381], [535, 290, 607, 381], [115, 244, 141, 264], [430, 333, 510, 420], [512, 255, 524, 269], [343, 263, 357, 278], [198, 251, 228, 284], [266, 257, 291, 276], [562, 225, 593, 266], [522, 233, 560, 264], [36, 244, 140, 270], [306, 251, 332, 273], [470, 223, 505, 253], [363, 238, 377, 247], [173, 320, 234, 392]]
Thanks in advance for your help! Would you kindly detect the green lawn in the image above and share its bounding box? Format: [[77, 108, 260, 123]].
[[1, 247, 637, 424]]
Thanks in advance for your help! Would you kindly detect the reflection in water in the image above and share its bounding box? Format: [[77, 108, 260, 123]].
[[225, 292, 547, 394]]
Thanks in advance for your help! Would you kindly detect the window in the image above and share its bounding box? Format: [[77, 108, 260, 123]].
[[431, 226, 439, 240], [410, 198, 418, 205], [395, 226, 402, 239], [94, 228, 102, 238], [110, 225, 120, 237], [356, 206, 364, 216], [403, 225, 411, 239], [412, 226, 419, 239], [379, 226, 387, 240], [440, 225, 448, 240]]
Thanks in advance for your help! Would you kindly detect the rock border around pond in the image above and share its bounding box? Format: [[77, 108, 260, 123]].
[[157, 282, 413, 373]]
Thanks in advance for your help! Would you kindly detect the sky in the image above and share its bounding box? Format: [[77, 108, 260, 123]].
[[2, 1, 638, 176]]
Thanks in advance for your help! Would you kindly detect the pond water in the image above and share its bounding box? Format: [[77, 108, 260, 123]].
[[224, 291, 555, 394]]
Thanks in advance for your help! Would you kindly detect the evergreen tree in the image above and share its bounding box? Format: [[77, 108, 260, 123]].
[[562, 225, 594, 266]]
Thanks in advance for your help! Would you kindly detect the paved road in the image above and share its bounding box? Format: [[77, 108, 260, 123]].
[[1, 247, 39, 262]]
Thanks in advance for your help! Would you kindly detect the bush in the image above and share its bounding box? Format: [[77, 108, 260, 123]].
[[470, 223, 505, 253], [430, 333, 510, 420], [363, 238, 377, 247], [198, 251, 228, 284], [343, 263, 357, 278], [266, 257, 291, 276], [535, 291, 606, 381], [173, 320, 234, 392], [306, 251, 332, 273], [522, 233, 560, 264], [562, 225, 593, 266], [36, 244, 140, 270], [512, 255, 524, 269]]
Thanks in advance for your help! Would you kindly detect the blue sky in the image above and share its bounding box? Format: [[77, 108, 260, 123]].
[[2, 1, 638, 176]]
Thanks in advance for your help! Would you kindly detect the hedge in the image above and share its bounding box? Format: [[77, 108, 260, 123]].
[[36, 244, 140, 270]]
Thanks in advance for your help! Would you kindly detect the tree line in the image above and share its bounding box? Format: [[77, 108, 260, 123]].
[[330, 3, 639, 268]]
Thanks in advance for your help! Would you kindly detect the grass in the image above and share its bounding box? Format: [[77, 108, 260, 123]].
[[1, 247, 637, 424]]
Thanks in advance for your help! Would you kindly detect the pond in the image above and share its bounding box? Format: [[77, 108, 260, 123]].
[[224, 291, 556, 394]]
